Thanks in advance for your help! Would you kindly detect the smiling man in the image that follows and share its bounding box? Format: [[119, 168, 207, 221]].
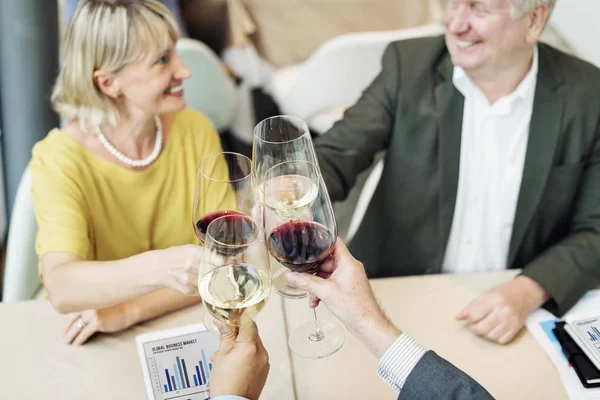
[[314, 0, 600, 345]]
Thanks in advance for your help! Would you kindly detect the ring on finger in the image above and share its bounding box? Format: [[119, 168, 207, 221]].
[[75, 316, 88, 330]]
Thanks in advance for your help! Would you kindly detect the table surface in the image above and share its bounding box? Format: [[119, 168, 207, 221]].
[[1, 270, 568, 400], [0, 294, 295, 400], [284, 270, 568, 400]]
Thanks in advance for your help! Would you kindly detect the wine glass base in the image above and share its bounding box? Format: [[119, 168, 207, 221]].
[[288, 321, 345, 359], [273, 269, 308, 299]]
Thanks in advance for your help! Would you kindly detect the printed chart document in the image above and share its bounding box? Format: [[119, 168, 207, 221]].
[[136, 324, 220, 400], [526, 290, 600, 400], [565, 316, 600, 371]]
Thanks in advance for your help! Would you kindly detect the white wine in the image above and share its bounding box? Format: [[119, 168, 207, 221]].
[[264, 175, 318, 219], [199, 263, 270, 326]]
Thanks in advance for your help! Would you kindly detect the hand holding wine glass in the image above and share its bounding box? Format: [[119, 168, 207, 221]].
[[209, 320, 270, 400], [263, 160, 344, 359], [155, 244, 204, 296], [284, 238, 401, 358]]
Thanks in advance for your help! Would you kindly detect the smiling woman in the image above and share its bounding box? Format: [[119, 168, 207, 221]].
[[29, 0, 233, 347], [53, 0, 182, 128]]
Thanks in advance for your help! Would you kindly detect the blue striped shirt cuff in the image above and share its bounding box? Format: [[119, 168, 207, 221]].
[[377, 333, 427, 393]]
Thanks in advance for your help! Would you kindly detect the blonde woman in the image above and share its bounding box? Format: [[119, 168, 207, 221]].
[[31, 0, 230, 345]]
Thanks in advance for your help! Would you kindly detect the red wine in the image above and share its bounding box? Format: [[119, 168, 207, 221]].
[[195, 210, 247, 243], [267, 221, 335, 273]]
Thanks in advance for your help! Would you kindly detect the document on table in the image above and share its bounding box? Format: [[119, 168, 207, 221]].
[[526, 290, 600, 400]]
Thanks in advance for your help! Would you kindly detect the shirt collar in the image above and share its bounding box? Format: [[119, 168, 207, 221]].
[[452, 45, 539, 109]]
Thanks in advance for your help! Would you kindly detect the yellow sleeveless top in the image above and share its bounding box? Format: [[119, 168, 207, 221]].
[[30, 109, 230, 263]]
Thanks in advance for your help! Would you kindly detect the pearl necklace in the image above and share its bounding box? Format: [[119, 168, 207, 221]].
[[97, 115, 163, 168]]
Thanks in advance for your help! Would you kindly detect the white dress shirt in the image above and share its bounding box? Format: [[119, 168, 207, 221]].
[[442, 47, 539, 274]]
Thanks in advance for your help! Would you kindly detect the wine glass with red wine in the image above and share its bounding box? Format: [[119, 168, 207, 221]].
[[192, 152, 258, 330], [263, 160, 345, 359], [253, 115, 318, 299], [198, 214, 271, 327], [192, 152, 256, 245]]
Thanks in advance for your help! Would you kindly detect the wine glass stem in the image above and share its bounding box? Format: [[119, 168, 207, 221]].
[[309, 307, 325, 342]]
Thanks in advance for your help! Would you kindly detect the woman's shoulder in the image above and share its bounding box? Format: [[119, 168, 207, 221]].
[[31, 125, 89, 176], [172, 108, 214, 131], [170, 108, 221, 148]]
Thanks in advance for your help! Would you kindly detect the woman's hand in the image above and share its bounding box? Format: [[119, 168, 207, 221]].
[[155, 244, 203, 296], [62, 304, 136, 345]]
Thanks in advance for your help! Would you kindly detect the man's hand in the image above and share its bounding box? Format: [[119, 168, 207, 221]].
[[63, 304, 136, 345], [285, 238, 401, 358], [209, 321, 270, 400], [456, 275, 549, 344]]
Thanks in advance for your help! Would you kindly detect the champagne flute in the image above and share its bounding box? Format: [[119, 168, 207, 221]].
[[198, 214, 271, 327], [264, 160, 344, 359], [253, 115, 318, 299]]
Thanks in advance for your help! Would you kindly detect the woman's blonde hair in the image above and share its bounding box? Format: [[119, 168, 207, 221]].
[[51, 0, 180, 128]]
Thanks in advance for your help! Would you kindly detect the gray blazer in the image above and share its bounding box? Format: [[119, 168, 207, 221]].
[[401, 351, 493, 399], [315, 36, 600, 316]]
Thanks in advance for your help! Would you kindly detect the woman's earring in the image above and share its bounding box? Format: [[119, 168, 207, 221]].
[[116, 91, 123, 99]]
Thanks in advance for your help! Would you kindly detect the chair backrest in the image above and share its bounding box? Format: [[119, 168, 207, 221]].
[[2, 166, 41, 302], [176, 38, 237, 132], [278, 24, 445, 121], [345, 158, 385, 243]]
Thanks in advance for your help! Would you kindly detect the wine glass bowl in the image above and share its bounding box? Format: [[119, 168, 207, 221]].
[[252, 116, 318, 196], [192, 152, 255, 244], [267, 220, 335, 273], [263, 160, 336, 274], [198, 214, 271, 327], [194, 210, 247, 245]]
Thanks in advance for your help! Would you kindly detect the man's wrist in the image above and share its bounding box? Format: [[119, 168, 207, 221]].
[[352, 313, 402, 358], [515, 275, 549, 310]]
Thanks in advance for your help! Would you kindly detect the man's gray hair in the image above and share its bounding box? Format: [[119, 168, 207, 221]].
[[511, 0, 557, 17]]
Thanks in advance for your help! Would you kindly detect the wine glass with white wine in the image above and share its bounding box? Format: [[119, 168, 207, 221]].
[[198, 214, 271, 327]]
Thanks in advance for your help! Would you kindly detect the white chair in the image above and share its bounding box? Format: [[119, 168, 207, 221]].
[[176, 38, 237, 132], [270, 24, 446, 133], [2, 166, 42, 302], [345, 159, 385, 243]]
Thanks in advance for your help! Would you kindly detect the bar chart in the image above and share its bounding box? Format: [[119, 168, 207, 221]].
[[160, 350, 213, 393], [588, 326, 600, 342], [142, 329, 219, 400]]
